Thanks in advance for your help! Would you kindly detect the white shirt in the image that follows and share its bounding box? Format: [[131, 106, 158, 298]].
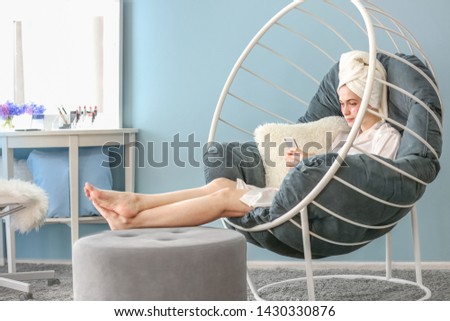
[[332, 121, 401, 160]]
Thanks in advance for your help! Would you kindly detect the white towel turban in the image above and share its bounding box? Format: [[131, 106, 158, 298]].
[[337, 50, 388, 118]]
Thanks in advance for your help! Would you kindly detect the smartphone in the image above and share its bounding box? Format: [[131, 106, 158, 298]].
[[284, 137, 300, 167], [283, 137, 298, 149]]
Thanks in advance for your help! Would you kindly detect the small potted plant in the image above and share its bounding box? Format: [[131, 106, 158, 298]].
[[0, 101, 26, 129], [0, 101, 46, 130]]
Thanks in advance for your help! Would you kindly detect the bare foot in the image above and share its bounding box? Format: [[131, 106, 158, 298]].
[[93, 201, 137, 230], [85, 183, 140, 218]]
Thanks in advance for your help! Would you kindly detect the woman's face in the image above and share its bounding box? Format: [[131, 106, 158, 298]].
[[338, 85, 361, 127]]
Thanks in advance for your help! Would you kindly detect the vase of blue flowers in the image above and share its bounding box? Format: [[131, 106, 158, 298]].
[[0, 101, 23, 129], [0, 101, 46, 129], [27, 103, 46, 129]]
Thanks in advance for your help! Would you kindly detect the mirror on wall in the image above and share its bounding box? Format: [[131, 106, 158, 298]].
[[0, 0, 122, 129]]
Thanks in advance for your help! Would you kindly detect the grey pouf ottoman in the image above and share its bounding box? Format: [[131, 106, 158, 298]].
[[72, 226, 247, 300]]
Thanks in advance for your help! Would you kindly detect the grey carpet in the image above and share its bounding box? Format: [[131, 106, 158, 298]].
[[1, 263, 450, 301]]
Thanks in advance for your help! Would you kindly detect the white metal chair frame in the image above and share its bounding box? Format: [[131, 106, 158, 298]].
[[208, 0, 443, 300]]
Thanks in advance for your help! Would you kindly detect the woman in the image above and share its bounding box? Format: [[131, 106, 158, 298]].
[[85, 50, 401, 230]]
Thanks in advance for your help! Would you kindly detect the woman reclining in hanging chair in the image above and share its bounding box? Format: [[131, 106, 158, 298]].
[[84, 51, 402, 236]]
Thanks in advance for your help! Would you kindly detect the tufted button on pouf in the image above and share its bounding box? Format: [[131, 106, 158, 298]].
[[72, 226, 247, 301]]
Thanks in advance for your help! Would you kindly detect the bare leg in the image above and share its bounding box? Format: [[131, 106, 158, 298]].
[[93, 187, 252, 230], [85, 177, 236, 218]]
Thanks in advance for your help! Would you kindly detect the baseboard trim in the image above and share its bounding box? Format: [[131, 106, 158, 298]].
[[7, 259, 450, 270], [248, 261, 450, 270], [14, 259, 72, 265]]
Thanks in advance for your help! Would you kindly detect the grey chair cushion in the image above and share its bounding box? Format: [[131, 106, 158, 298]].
[[203, 53, 442, 258]]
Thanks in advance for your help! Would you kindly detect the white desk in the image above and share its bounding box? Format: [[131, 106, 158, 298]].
[[0, 128, 138, 272]]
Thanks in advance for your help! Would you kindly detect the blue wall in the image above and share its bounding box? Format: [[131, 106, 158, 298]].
[[14, 0, 450, 262]]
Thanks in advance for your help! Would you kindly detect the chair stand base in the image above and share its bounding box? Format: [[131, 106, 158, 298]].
[[0, 270, 57, 299], [251, 274, 431, 301]]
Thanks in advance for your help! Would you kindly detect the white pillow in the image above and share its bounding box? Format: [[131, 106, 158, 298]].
[[0, 157, 33, 182], [254, 116, 350, 187]]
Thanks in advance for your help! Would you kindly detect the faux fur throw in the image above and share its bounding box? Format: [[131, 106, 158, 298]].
[[0, 179, 48, 233], [254, 116, 350, 187]]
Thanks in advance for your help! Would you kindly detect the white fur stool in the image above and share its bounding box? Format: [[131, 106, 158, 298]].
[[72, 226, 247, 300]]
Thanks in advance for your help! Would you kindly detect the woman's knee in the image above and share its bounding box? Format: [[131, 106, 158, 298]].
[[211, 187, 251, 215], [207, 177, 235, 191]]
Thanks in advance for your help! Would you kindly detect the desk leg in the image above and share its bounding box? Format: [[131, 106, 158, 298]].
[[69, 136, 80, 246], [0, 220, 4, 266], [1, 142, 15, 272], [0, 144, 6, 263], [124, 133, 136, 193]]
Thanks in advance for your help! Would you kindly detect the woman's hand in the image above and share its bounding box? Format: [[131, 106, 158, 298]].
[[284, 147, 308, 167]]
